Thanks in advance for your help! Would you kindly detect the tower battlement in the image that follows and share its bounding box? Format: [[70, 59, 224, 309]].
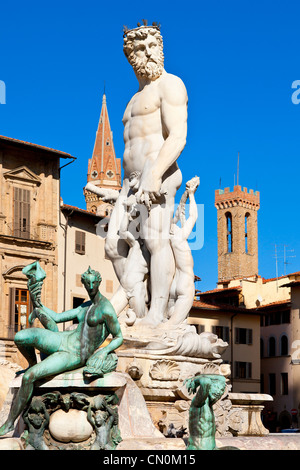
[[215, 185, 260, 211]]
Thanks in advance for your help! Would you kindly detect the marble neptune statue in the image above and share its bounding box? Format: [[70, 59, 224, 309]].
[[102, 21, 189, 327], [84, 22, 228, 360]]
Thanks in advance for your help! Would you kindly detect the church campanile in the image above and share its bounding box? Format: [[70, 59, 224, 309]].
[[215, 185, 260, 282], [84, 93, 121, 214]]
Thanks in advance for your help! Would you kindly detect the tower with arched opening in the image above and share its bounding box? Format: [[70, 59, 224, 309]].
[[215, 185, 260, 282]]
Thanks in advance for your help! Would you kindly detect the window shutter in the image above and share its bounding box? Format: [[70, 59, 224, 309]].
[[75, 231, 86, 254], [8, 287, 16, 339], [75, 230, 81, 252], [247, 329, 253, 345], [13, 188, 30, 238], [22, 189, 30, 237], [224, 326, 230, 343], [13, 188, 21, 237], [81, 232, 86, 254], [246, 362, 252, 379], [235, 327, 240, 344]]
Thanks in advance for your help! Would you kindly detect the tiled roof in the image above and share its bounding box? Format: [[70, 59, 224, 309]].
[[192, 300, 247, 313], [61, 203, 101, 217], [253, 299, 291, 310], [280, 280, 300, 288], [192, 300, 221, 310], [262, 271, 300, 284], [199, 286, 242, 295], [0, 135, 75, 159]]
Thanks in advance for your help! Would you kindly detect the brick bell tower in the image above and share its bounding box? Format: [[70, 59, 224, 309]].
[[84, 93, 121, 214], [215, 185, 260, 282]]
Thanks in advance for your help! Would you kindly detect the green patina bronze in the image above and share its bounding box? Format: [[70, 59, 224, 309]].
[[22, 397, 50, 450], [0, 262, 123, 437], [185, 374, 226, 450], [20, 391, 122, 450], [87, 394, 122, 450]]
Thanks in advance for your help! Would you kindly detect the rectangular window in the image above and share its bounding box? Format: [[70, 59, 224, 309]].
[[75, 230, 86, 254], [235, 327, 253, 345], [72, 296, 86, 324], [197, 325, 205, 334], [9, 287, 30, 337], [13, 187, 30, 239], [72, 296, 85, 308], [281, 373, 288, 395], [212, 325, 230, 343], [189, 324, 205, 334], [234, 361, 252, 379]]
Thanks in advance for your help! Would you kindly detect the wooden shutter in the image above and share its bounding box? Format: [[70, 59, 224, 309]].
[[234, 361, 239, 379], [213, 325, 230, 343], [235, 327, 240, 344], [75, 231, 86, 254], [8, 287, 16, 339], [13, 188, 30, 238], [246, 362, 252, 379], [223, 326, 230, 343], [198, 325, 205, 334], [22, 189, 30, 238], [13, 188, 21, 237], [247, 328, 253, 345]]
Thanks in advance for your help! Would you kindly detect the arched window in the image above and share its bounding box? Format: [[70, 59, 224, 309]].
[[280, 335, 288, 356], [245, 213, 250, 253], [226, 212, 233, 253], [268, 336, 276, 357]]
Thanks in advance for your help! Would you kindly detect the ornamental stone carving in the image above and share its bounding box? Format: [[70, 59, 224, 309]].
[[149, 360, 180, 381]]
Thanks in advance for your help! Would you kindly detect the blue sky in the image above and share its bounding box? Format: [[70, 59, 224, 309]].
[[1, 0, 300, 291]]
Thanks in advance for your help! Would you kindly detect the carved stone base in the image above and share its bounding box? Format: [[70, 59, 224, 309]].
[[1, 369, 162, 450], [116, 350, 240, 437], [229, 393, 273, 436]]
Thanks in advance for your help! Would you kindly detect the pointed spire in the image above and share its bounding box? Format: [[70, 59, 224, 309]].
[[85, 91, 122, 212], [87, 92, 121, 186]]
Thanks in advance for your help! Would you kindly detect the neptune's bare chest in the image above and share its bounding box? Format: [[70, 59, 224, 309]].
[[123, 87, 161, 123]]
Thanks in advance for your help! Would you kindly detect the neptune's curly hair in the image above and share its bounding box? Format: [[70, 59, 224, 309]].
[[81, 266, 102, 285]]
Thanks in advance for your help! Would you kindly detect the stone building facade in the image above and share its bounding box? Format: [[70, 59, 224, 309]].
[[189, 290, 262, 394], [259, 273, 300, 431], [57, 203, 119, 319], [215, 185, 260, 282], [0, 135, 75, 363]]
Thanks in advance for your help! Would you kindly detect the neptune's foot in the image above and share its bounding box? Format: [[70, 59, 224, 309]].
[[137, 314, 161, 327]]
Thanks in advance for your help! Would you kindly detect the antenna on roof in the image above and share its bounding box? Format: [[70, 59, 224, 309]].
[[237, 151, 240, 186], [284, 245, 296, 275], [274, 244, 279, 291]]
